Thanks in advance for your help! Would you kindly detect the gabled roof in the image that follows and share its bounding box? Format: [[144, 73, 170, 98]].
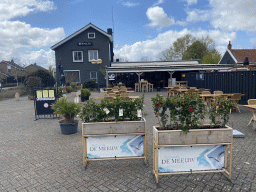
[[51, 23, 112, 50], [25, 63, 46, 71], [0, 61, 24, 70], [231, 49, 256, 64]]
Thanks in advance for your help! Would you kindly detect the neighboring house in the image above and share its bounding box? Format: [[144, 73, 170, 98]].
[[0, 60, 25, 84], [51, 23, 114, 87], [219, 41, 256, 65], [25, 63, 47, 75]]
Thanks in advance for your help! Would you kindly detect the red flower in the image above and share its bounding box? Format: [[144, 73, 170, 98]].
[[157, 103, 161, 106], [182, 102, 185, 105], [189, 108, 193, 112]]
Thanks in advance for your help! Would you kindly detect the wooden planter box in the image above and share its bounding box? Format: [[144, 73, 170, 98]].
[[153, 126, 233, 186], [82, 120, 147, 167]]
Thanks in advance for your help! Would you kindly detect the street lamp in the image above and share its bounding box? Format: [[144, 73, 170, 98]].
[[91, 59, 102, 91]]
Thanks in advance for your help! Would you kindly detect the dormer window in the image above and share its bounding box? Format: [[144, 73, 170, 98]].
[[88, 33, 95, 39]]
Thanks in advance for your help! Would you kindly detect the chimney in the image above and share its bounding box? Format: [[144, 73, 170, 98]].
[[227, 41, 232, 51], [107, 28, 112, 35]]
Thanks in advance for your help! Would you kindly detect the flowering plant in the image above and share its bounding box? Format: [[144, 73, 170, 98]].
[[152, 93, 236, 133], [209, 96, 237, 127]]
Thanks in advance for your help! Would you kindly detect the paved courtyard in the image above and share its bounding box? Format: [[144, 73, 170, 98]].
[[1, 91, 256, 192]]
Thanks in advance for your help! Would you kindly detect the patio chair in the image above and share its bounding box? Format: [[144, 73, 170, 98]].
[[247, 99, 256, 126], [214, 90, 223, 95], [135, 83, 140, 92], [120, 93, 130, 100], [229, 93, 242, 113], [148, 83, 154, 92]]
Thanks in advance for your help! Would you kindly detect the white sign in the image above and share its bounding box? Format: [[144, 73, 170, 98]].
[[87, 135, 144, 159], [158, 145, 224, 173]]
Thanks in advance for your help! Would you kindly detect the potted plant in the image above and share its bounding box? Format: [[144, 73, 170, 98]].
[[80, 88, 91, 102], [151, 93, 237, 185], [80, 95, 148, 167], [51, 97, 81, 135]]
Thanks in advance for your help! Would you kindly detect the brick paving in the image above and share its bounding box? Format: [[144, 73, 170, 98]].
[[1, 91, 256, 192]]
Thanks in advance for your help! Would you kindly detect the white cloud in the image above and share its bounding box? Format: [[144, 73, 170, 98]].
[[114, 29, 236, 61], [121, 1, 140, 7], [250, 38, 256, 45], [0, 0, 56, 21], [0, 0, 64, 68], [152, 0, 165, 7], [146, 6, 175, 27], [186, 9, 210, 22], [186, 0, 256, 32], [181, 0, 198, 6]]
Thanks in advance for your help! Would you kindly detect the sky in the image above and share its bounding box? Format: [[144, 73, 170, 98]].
[[1, 0, 256, 69]]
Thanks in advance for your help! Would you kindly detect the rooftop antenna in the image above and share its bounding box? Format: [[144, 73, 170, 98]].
[[112, 6, 114, 43]]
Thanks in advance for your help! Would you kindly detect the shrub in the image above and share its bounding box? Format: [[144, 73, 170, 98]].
[[70, 82, 78, 91], [83, 79, 97, 89], [80, 95, 145, 122], [151, 93, 237, 133], [80, 88, 91, 97], [65, 86, 72, 93], [51, 97, 81, 123], [25, 69, 55, 88]]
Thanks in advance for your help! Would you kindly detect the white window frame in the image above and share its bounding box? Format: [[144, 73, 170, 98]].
[[88, 50, 98, 62], [90, 71, 97, 82], [88, 33, 95, 39], [63, 70, 81, 83], [72, 51, 83, 62], [7, 65, 11, 73]]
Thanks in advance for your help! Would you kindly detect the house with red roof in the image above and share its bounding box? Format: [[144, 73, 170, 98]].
[[219, 41, 256, 65]]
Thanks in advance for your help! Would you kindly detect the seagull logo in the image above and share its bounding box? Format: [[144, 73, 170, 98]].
[[208, 151, 224, 162], [130, 141, 143, 150]]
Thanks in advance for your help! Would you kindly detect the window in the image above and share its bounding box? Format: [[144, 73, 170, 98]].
[[64, 70, 80, 83], [88, 33, 95, 39], [196, 73, 204, 80], [7, 65, 11, 73], [88, 50, 98, 61], [72, 51, 83, 62], [90, 71, 97, 82]]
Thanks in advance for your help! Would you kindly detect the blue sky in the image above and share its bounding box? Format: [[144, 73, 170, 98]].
[[0, 0, 256, 68]]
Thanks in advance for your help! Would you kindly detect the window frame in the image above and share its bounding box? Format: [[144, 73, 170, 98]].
[[63, 70, 81, 83], [72, 51, 83, 62], [88, 33, 95, 39], [88, 50, 98, 62], [90, 71, 98, 82]]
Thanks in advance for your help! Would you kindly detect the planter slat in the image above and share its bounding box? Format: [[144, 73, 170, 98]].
[[154, 126, 233, 145], [83, 121, 145, 135]]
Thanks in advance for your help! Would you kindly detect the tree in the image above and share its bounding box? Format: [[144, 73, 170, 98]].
[[201, 49, 221, 64], [48, 65, 54, 76], [182, 40, 208, 60], [158, 34, 196, 61], [158, 47, 175, 61], [25, 70, 55, 87], [158, 34, 217, 62]]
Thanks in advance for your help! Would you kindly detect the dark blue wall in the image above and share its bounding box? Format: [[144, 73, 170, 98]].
[[219, 51, 236, 64], [54, 26, 112, 88]]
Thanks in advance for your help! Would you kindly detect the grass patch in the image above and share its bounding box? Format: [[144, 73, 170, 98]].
[[0, 84, 28, 101]]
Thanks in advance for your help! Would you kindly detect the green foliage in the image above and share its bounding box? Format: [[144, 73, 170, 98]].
[[83, 79, 97, 89], [80, 88, 91, 97], [182, 40, 208, 60], [57, 87, 63, 98], [209, 97, 237, 127], [158, 34, 217, 62], [51, 97, 81, 123], [80, 94, 145, 122], [27, 69, 55, 87], [152, 93, 206, 133], [201, 49, 221, 64], [70, 82, 78, 91], [65, 86, 72, 93]]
